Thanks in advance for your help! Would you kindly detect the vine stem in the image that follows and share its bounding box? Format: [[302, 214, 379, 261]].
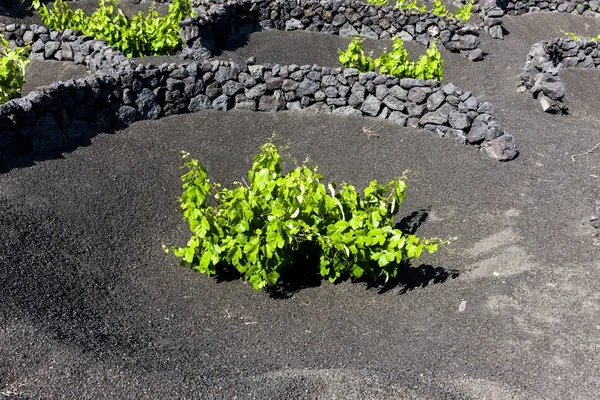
[[571, 142, 600, 162]]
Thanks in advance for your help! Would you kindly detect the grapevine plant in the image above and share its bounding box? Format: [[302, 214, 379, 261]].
[[339, 37, 445, 81], [395, 0, 427, 13], [337, 37, 375, 72], [367, 0, 474, 21], [0, 38, 30, 105], [31, 0, 193, 57], [165, 140, 446, 291], [368, 0, 389, 5], [561, 30, 600, 41]]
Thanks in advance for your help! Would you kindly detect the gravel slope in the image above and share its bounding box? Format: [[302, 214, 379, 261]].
[[2, 12, 600, 400], [21, 60, 90, 95]]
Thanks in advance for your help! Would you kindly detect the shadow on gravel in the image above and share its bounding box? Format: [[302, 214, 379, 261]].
[[375, 263, 459, 294], [0, 129, 110, 175], [210, 30, 255, 58], [267, 262, 459, 299], [395, 207, 430, 234], [266, 208, 459, 299]]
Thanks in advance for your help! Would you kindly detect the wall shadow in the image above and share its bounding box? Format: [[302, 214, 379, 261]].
[[0, 126, 113, 175]]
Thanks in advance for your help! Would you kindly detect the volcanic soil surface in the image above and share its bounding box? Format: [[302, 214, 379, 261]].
[[2, 8, 600, 400]]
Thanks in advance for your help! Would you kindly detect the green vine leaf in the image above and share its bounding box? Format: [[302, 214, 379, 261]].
[[165, 140, 450, 290], [343, 37, 444, 81], [31, 0, 193, 57], [0, 38, 30, 104]]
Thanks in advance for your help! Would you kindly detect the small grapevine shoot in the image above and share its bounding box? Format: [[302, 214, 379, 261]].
[[394, 0, 473, 21], [413, 40, 444, 81], [338, 37, 375, 72], [341, 37, 444, 81], [367, 0, 389, 5], [432, 0, 449, 17], [454, 0, 475, 21], [374, 37, 414, 77]]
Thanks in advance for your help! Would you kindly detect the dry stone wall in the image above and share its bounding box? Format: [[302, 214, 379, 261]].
[[180, 0, 485, 61], [480, 0, 600, 40], [0, 23, 517, 163], [1, 0, 486, 60], [520, 37, 600, 112], [494, 0, 600, 16], [1, 24, 129, 73]]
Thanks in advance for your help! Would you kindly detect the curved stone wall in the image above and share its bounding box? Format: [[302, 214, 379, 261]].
[[480, 0, 600, 40], [179, 0, 485, 61], [520, 37, 600, 113], [1, 24, 130, 73], [0, 23, 517, 163], [2, 0, 486, 60]]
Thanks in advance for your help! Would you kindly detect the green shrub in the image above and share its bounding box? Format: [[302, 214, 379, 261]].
[[562, 31, 581, 40], [337, 37, 375, 72], [374, 37, 412, 76], [367, 0, 474, 21], [412, 40, 445, 80], [31, 0, 193, 57], [367, 0, 389, 5], [397, 0, 428, 12], [165, 140, 445, 291], [454, 0, 475, 21], [561, 30, 600, 41], [0, 38, 30, 105], [432, 0, 450, 16], [339, 37, 445, 81]]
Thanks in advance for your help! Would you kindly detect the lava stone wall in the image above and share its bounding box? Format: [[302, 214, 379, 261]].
[[0, 59, 516, 162], [520, 37, 600, 112], [1, 24, 131, 73], [480, 0, 600, 40], [2, 1, 485, 62], [495, 0, 600, 16], [0, 23, 516, 162], [180, 0, 485, 61]]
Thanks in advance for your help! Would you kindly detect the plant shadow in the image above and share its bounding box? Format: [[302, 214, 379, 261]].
[[394, 207, 430, 234], [266, 208, 459, 299], [363, 262, 459, 295], [267, 261, 459, 299], [266, 244, 324, 298]]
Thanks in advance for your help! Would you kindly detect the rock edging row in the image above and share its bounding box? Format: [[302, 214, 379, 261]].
[[0, 23, 517, 163], [520, 37, 600, 113], [480, 0, 600, 40], [491, 0, 600, 17], [1, 24, 129, 74], [179, 0, 485, 61], [1, 0, 486, 60]]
